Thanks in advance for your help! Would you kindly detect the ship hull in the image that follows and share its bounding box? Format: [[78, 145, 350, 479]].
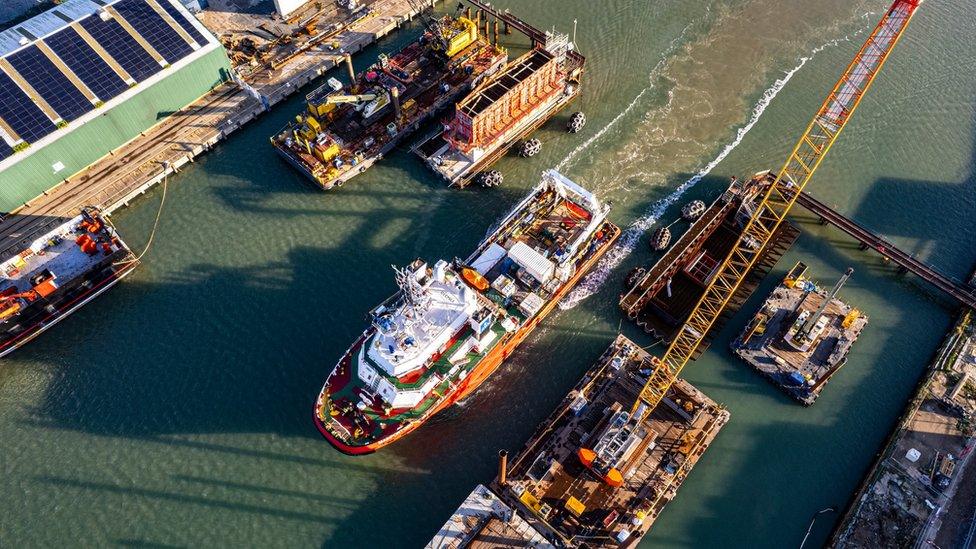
[[0, 256, 138, 358], [314, 222, 621, 454]]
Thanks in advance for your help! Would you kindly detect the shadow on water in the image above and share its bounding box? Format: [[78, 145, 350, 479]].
[[322, 162, 971, 547], [7, 111, 973, 545], [23, 174, 525, 441]]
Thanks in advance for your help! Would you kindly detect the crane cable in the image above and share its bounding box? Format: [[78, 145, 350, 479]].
[[112, 172, 167, 266]]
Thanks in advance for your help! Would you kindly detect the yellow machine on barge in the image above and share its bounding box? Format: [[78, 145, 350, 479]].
[[271, 10, 507, 190]]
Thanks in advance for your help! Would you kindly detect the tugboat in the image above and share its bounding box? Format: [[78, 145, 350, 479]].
[[0, 207, 137, 357], [681, 200, 706, 221], [313, 170, 620, 454]]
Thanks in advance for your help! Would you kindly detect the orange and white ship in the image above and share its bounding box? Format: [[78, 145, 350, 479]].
[[313, 170, 620, 454]]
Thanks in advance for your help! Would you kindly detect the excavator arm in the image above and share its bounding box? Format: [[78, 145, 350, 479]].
[[325, 93, 381, 105]]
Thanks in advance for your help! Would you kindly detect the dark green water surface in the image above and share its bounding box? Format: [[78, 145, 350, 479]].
[[2, 1, 974, 547]]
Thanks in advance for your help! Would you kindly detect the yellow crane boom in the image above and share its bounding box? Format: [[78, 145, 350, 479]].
[[633, 0, 923, 416]]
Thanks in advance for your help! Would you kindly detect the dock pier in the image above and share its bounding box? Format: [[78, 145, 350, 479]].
[[0, 0, 440, 257], [794, 191, 976, 309]]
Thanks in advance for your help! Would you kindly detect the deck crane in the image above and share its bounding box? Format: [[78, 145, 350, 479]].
[[581, 0, 923, 482]]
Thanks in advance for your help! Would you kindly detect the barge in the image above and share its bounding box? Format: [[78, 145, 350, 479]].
[[431, 334, 729, 547], [271, 12, 507, 190], [731, 262, 868, 405], [414, 26, 585, 188], [313, 170, 620, 454], [620, 172, 799, 351], [0, 207, 137, 358]]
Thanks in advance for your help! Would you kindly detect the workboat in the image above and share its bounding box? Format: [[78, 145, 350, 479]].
[[314, 170, 620, 453], [271, 13, 507, 190], [0, 207, 137, 357]]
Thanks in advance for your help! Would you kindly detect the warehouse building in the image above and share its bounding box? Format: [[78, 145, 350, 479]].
[[0, 0, 229, 213]]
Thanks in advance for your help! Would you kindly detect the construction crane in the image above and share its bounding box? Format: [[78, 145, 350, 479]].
[[637, 0, 921, 414], [581, 0, 923, 480]]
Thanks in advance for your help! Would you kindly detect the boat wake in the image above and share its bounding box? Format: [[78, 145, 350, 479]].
[[559, 33, 858, 311], [556, 21, 696, 173]]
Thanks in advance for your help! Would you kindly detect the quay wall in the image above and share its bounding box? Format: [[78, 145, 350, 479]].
[[0, 48, 231, 213]]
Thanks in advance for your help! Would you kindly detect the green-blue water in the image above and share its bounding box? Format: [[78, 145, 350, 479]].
[[2, 1, 974, 547]]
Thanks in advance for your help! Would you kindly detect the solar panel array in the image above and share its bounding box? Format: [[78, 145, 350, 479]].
[[0, 140, 13, 162], [0, 71, 56, 143], [79, 13, 162, 83], [156, 0, 206, 47], [113, 0, 193, 64], [7, 45, 93, 122], [45, 27, 128, 102], [0, 0, 212, 155]]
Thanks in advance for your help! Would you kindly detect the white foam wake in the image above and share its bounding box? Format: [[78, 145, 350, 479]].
[[559, 35, 853, 310], [556, 22, 695, 173]]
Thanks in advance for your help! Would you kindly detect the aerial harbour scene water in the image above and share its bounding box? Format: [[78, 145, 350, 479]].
[[0, 0, 974, 547]]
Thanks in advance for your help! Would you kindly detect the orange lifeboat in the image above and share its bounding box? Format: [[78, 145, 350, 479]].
[[577, 447, 596, 467], [604, 468, 624, 487], [461, 267, 489, 292]]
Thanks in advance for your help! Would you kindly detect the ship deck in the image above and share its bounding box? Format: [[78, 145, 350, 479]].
[[318, 176, 618, 451], [1, 215, 119, 293], [731, 284, 868, 405], [620, 175, 799, 350], [495, 335, 729, 546], [274, 35, 507, 189]]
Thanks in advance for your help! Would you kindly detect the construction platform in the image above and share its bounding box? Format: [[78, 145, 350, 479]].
[[414, 22, 584, 188], [620, 173, 799, 354], [0, 0, 438, 259], [731, 262, 868, 406], [485, 335, 729, 547]]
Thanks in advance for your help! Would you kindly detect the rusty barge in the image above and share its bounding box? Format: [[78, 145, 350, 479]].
[[430, 335, 729, 547], [619, 172, 800, 354]]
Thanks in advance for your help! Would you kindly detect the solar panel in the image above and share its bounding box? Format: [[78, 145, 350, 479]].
[[0, 140, 13, 162], [155, 0, 207, 47], [7, 45, 93, 122], [44, 27, 128, 102], [79, 12, 161, 83], [113, 0, 192, 65], [0, 71, 56, 143]]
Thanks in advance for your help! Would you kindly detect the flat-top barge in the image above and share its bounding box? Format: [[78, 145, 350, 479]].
[[272, 12, 507, 190], [414, 18, 585, 188], [0, 207, 137, 357], [620, 172, 799, 351], [314, 170, 619, 454], [480, 335, 729, 547], [731, 262, 868, 405]]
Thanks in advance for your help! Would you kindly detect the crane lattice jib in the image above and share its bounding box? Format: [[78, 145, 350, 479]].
[[634, 0, 922, 416]]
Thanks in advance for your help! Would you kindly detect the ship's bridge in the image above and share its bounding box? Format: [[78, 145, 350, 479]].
[[358, 261, 478, 408]]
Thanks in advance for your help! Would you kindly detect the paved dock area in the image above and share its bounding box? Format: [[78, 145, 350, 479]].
[[0, 0, 436, 259], [831, 310, 976, 548]]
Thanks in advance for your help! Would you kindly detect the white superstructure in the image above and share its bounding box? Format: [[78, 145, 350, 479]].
[[357, 260, 481, 409]]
